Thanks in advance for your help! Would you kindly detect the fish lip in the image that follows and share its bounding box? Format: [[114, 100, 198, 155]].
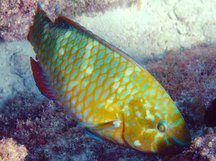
[[170, 134, 191, 146]]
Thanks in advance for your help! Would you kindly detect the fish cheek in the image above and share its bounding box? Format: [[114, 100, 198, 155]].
[[123, 116, 156, 152], [140, 130, 158, 152], [136, 118, 172, 153], [122, 117, 144, 150]]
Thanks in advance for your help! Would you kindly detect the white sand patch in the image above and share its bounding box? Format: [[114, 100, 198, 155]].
[[74, 0, 216, 59], [0, 41, 42, 107]]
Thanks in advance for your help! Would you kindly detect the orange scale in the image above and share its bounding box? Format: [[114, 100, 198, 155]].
[[126, 82, 136, 91], [42, 37, 49, 46], [59, 60, 68, 72], [83, 42, 90, 50], [122, 76, 131, 84], [67, 46, 75, 56], [93, 107, 109, 120], [76, 48, 85, 59], [122, 95, 132, 105], [64, 63, 73, 73], [103, 65, 111, 74], [74, 38, 84, 48], [65, 84, 74, 94], [50, 65, 59, 77], [66, 54, 76, 65], [89, 45, 96, 55], [80, 78, 90, 90], [86, 54, 95, 63], [59, 45, 68, 56], [45, 34, 53, 46], [55, 68, 64, 81], [78, 40, 88, 49], [73, 45, 83, 54], [98, 77, 107, 88], [104, 79, 115, 91], [102, 56, 112, 65]]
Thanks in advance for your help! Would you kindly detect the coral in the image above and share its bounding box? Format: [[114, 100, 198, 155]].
[[0, 138, 28, 161], [167, 132, 216, 161], [204, 98, 216, 127], [191, 133, 216, 161], [0, 0, 38, 41]]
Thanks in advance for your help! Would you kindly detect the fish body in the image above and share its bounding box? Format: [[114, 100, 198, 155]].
[[28, 6, 190, 153]]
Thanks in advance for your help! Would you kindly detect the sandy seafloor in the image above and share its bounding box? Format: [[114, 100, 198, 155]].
[[0, 0, 216, 161]]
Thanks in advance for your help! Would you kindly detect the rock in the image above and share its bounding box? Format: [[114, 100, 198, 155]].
[[0, 0, 137, 41], [0, 41, 41, 107], [166, 132, 216, 161], [205, 99, 216, 127], [0, 138, 28, 161], [202, 23, 216, 43]]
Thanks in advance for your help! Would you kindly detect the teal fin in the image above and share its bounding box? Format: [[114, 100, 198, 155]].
[[78, 120, 121, 131], [85, 130, 103, 141]]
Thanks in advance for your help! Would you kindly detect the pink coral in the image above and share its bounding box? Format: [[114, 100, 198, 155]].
[[0, 138, 28, 161]]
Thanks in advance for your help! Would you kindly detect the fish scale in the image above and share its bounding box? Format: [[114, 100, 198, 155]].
[[28, 5, 191, 153]]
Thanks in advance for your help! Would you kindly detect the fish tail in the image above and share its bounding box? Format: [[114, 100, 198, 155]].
[[37, 0, 43, 11], [27, 1, 52, 43]]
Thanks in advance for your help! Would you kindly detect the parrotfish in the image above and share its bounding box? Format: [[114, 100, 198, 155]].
[[28, 5, 190, 153]]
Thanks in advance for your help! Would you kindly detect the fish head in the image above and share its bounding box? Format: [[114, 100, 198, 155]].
[[122, 96, 191, 153]]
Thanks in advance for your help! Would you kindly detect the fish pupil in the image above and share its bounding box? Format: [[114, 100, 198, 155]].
[[157, 121, 166, 133]]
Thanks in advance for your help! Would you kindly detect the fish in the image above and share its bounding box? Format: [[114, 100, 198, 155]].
[[28, 4, 191, 153]]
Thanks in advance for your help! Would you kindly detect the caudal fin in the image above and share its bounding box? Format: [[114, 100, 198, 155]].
[[27, 1, 52, 43]]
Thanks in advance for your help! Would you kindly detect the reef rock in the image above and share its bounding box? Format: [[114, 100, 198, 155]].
[[0, 138, 28, 161]]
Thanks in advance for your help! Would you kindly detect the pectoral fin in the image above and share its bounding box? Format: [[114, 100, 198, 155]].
[[78, 120, 121, 131], [84, 130, 103, 141]]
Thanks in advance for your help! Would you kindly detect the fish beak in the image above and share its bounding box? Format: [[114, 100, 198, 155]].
[[170, 134, 190, 146], [170, 125, 191, 148]]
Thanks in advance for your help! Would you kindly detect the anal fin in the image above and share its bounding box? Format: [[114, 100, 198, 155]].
[[30, 57, 56, 100]]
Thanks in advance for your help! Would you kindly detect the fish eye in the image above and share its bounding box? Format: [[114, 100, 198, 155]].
[[156, 121, 167, 133]]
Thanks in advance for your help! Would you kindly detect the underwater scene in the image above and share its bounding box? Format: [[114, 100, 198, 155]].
[[0, 0, 216, 161]]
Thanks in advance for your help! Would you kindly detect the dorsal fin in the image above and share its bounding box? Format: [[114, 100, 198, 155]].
[[30, 57, 57, 100], [54, 16, 144, 69]]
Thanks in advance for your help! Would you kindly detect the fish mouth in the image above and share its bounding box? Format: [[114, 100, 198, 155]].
[[168, 120, 191, 147], [157, 133, 191, 154], [170, 134, 191, 146], [157, 127, 191, 154]]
